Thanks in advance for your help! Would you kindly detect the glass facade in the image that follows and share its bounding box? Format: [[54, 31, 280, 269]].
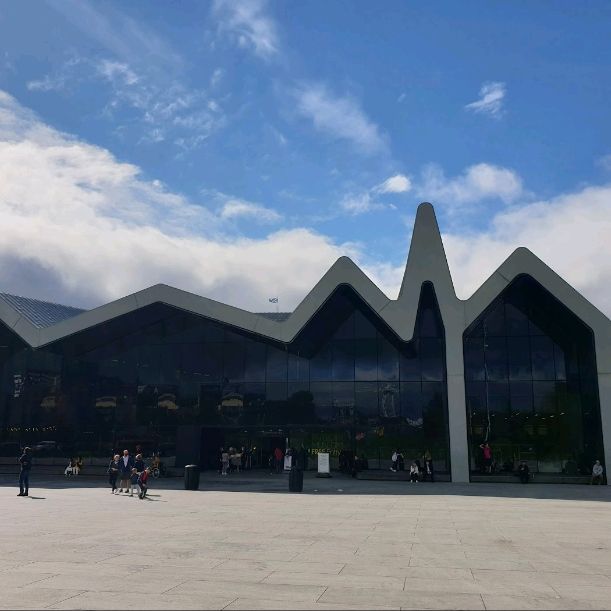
[[0, 283, 450, 473], [464, 275, 603, 476]]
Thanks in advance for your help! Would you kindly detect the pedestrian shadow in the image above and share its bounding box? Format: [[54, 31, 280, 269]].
[[27, 496, 46, 499]]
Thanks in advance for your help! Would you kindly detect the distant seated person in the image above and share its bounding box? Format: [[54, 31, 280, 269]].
[[592, 460, 604, 485], [518, 460, 530, 484], [409, 462, 419, 483], [64, 458, 74, 477], [74, 456, 83, 475]]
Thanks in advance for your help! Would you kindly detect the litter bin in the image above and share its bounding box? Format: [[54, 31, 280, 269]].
[[184, 464, 200, 490], [288, 466, 303, 493]]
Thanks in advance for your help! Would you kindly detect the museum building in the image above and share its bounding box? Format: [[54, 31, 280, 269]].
[[0, 203, 609, 482]]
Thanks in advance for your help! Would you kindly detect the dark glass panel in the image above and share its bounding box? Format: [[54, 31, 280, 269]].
[[464, 337, 485, 381], [507, 337, 531, 380], [504, 302, 529, 336], [310, 344, 333, 381], [354, 339, 377, 381], [400, 381, 423, 427], [509, 381, 533, 414], [266, 346, 287, 382], [354, 382, 378, 424], [244, 342, 266, 381], [288, 352, 309, 381], [377, 337, 399, 381], [483, 302, 505, 336], [332, 340, 354, 381], [379, 382, 400, 419], [533, 381, 556, 413], [419, 307, 440, 338], [205, 321, 225, 342], [553, 343, 567, 381], [531, 336, 555, 380], [420, 338, 444, 381], [310, 382, 335, 423], [137, 345, 161, 384], [484, 337, 507, 381], [201, 343, 222, 382], [223, 343, 245, 381], [399, 342, 420, 381], [354, 310, 377, 339], [333, 313, 354, 340], [334, 382, 355, 424]]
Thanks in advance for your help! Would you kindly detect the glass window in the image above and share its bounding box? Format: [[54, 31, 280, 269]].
[[244, 342, 266, 381], [531, 337, 555, 380], [484, 337, 507, 381], [310, 344, 333, 381], [334, 382, 354, 424], [400, 382, 423, 427], [420, 338, 444, 381], [266, 346, 287, 382], [355, 339, 377, 381], [464, 337, 485, 381], [310, 382, 335, 423], [504, 302, 529, 336], [201, 343, 222, 381], [333, 313, 354, 340], [354, 310, 377, 339], [377, 337, 399, 381], [507, 337, 531, 380], [379, 382, 400, 419], [288, 352, 309, 381], [354, 382, 378, 423], [332, 340, 354, 381], [223, 343, 245, 381], [483, 303, 505, 336], [400, 342, 420, 381]]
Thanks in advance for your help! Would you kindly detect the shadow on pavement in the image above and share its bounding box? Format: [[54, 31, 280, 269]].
[[1, 473, 610, 503]]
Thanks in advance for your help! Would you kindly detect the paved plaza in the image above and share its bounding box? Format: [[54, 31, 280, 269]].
[[1, 473, 611, 610]]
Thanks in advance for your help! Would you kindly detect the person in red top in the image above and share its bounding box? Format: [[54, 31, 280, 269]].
[[480, 442, 492, 473], [274, 447, 284, 474], [138, 467, 150, 499]]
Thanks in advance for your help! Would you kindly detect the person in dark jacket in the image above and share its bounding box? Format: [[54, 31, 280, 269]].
[[138, 467, 150, 499], [108, 454, 120, 493], [118, 449, 134, 493], [518, 461, 530, 484], [18, 447, 32, 496], [134, 453, 145, 474]]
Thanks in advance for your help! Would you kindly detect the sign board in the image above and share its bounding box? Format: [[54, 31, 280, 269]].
[[284, 455, 292, 471], [317, 452, 330, 475]]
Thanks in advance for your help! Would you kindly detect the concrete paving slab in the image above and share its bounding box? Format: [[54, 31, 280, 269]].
[[2, 474, 611, 610]]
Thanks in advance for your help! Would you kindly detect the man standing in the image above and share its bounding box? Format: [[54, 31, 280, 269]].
[[18, 447, 32, 497], [118, 449, 133, 493], [518, 460, 530, 484], [274, 447, 284, 474]]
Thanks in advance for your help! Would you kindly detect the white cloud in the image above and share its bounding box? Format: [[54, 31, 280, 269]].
[[220, 199, 282, 223], [212, 0, 278, 59], [444, 184, 611, 316], [596, 154, 611, 172], [465, 81, 506, 118], [0, 91, 400, 311], [340, 192, 386, 216], [375, 174, 412, 194], [294, 83, 387, 155], [97, 59, 139, 86], [419, 163, 523, 206]]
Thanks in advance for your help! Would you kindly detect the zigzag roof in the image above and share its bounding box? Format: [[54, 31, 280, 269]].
[[1, 203, 610, 350]]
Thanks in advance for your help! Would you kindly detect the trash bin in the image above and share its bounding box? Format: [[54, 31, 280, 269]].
[[288, 466, 303, 493], [184, 464, 200, 490]]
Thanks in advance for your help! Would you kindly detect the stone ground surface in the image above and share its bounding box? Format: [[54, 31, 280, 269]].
[[1, 472, 611, 610]]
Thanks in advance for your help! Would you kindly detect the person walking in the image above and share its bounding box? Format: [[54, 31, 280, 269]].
[[134, 453, 145, 475], [274, 447, 284, 474], [592, 460, 604, 485], [138, 467, 150, 499], [118, 449, 133, 493], [391, 450, 399, 472], [221, 449, 230, 476], [480, 442, 493, 473], [518, 460, 530, 484], [18, 447, 32, 496], [108, 454, 120, 493]]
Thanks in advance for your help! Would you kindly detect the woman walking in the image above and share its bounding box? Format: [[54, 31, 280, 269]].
[[108, 454, 120, 493]]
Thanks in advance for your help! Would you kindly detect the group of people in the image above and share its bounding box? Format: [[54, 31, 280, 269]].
[[218, 446, 252, 475], [64, 456, 84, 476], [107, 449, 150, 498], [390, 450, 435, 483]]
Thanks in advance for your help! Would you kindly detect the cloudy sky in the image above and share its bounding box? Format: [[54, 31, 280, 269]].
[[0, 1, 610, 315]]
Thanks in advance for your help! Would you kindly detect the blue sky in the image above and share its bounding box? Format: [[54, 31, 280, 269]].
[[0, 1, 610, 314]]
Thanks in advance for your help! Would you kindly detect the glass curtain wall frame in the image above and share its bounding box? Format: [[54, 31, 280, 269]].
[[463, 274, 604, 477]]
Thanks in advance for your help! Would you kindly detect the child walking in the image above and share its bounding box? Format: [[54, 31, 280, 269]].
[[138, 467, 150, 499], [129, 467, 139, 497]]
